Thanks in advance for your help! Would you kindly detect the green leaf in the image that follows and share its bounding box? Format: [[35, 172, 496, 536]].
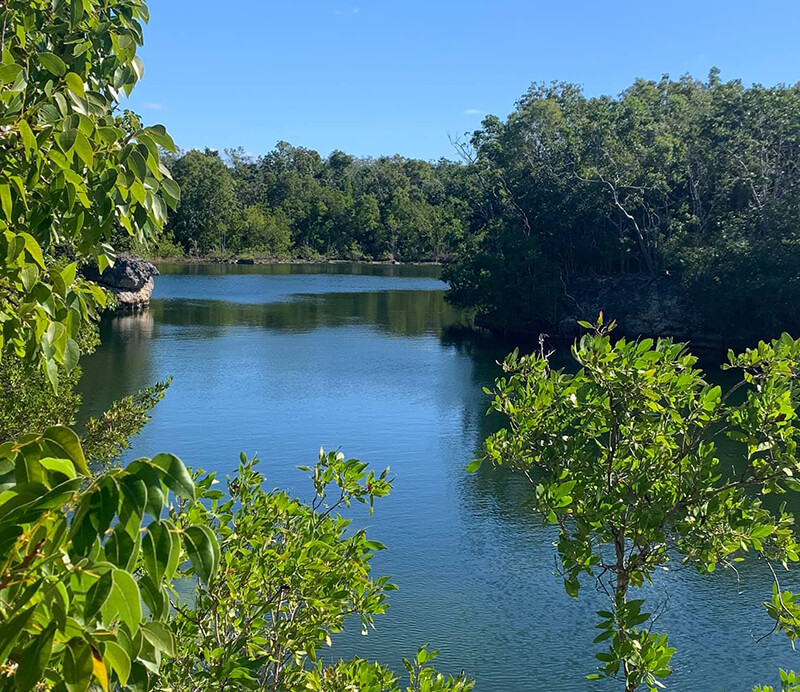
[[64, 338, 80, 372], [151, 453, 195, 501], [15, 623, 56, 692], [142, 520, 173, 583], [60, 128, 78, 152], [141, 621, 176, 657], [65, 72, 85, 98], [39, 52, 67, 76], [183, 524, 220, 585], [74, 131, 94, 169], [61, 261, 78, 286], [43, 426, 89, 476], [105, 526, 139, 571], [466, 458, 483, 473], [0, 63, 23, 84], [160, 177, 181, 210], [0, 607, 35, 663], [0, 184, 12, 222], [17, 119, 37, 159], [39, 456, 77, 479], [139, 574, 168, 620], [63, 638, 93, 692], [109, 569, 142, 631], [103, 641, 131, 686], [144, 124, 176, 151], [20, 232, 46, 269], [0, 525, 23, 557], [85, 570, 113, 621]]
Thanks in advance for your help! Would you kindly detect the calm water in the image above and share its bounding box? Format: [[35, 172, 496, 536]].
[[79, 263, 800, 691]]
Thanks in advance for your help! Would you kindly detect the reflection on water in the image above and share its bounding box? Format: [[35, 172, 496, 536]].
[[78, 263, 800, 691]]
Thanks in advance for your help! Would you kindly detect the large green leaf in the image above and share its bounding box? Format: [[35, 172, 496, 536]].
[[39, 52, 67, 76], [84, 570, 113, 621], [183, 524, 219, 585], [63, 638, 93, 692], [0, 607, 35, 663], [142, 520, 173, 583], [151, 453, 195, 501], [108, 569, 142, 631], [43, 427, 89, 475], [141, 621, 176, 657], [103, 641, 131, 686], [15, 622, 56, 691]]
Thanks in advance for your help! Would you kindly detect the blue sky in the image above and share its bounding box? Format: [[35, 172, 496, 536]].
[[127, 0, 800, 161]]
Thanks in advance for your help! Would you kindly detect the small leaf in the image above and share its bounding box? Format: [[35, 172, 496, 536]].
[[65, 72, 85, 98], [466, 459, 483, 473]]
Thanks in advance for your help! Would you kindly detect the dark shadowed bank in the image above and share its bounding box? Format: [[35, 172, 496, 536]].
[[472, 273, 764, 358]]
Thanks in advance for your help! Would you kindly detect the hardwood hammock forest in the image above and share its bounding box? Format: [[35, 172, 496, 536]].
[[3, 1, 800, 691]]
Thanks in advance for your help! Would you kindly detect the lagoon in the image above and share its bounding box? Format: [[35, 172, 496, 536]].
[[79, 263, 799, 691]]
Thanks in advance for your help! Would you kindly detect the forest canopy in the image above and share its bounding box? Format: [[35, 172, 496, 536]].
[[443, 70, 800, 339], [159, 144, 470, 262]]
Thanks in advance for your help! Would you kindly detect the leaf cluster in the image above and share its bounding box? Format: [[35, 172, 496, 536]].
[[0, 427, 219, 691]]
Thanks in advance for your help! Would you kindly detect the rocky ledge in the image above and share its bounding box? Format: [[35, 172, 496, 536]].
[[82, 254, 159, 310]]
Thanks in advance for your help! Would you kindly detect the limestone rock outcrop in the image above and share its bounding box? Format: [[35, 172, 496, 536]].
[[82, 254, 158, 309]]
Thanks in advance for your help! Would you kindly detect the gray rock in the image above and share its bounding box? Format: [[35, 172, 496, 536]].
[[82, 254, 159, 309]]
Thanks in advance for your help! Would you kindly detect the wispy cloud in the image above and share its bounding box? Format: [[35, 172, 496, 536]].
[[143, 102, 165, 111], [464, 108, 482, 115], [333, 7, 360, 15]]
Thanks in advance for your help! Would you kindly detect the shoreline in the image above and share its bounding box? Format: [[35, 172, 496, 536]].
[[147, 256, 445, 267]]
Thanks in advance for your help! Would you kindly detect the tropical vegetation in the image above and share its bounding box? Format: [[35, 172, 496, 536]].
[[444, 73, 800, 340]]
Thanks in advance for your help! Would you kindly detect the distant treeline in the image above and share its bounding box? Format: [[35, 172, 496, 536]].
[[158, 143, 470, 262], [155, 70, 800, 338], [444, 69, 800, 337]]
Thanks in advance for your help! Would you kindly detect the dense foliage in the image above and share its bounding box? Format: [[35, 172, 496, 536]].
[[162, 451, 472, 691], [0, 429, 217, 691], [474, 317, 800, 690], [160, 145, 470, 262], [444, 72, 800, 339], [0, 0, 179, 387]]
